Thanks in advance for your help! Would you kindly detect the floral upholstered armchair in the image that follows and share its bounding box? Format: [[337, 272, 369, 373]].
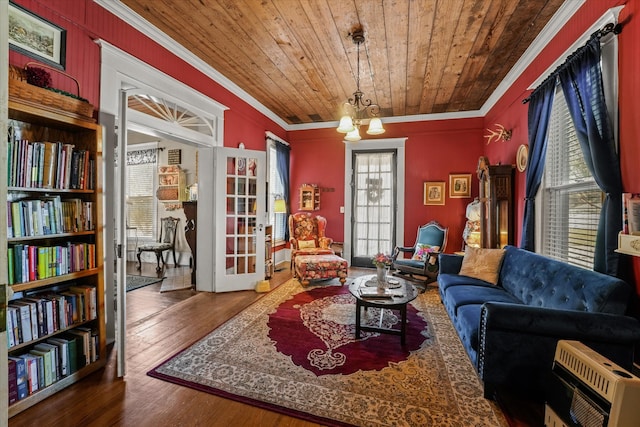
[[288, 212, 334, 273]]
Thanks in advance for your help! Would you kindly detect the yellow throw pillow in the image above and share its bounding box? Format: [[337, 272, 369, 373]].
[[298, 240, 316, 249], [458, 247, 506, 285]]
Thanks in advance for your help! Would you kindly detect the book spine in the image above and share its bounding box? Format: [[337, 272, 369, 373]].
[[8, 247, 15, 285], [8, 359, 18, 404]]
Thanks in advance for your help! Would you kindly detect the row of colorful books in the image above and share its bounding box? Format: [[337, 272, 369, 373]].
[[7, 139, 95, 190], [7, 197, 94, 239], [6, 285, 97, 348], [8, 327, 98, 405], [8, 243, 96, 285]]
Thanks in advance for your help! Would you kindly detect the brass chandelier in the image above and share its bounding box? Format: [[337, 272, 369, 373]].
[[336, 26, 385, 141]]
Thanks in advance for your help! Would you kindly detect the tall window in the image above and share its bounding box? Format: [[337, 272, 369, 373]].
[[541, 89, 602, 269], [268, 143, 286, 242], [127, 147, 158, 240]]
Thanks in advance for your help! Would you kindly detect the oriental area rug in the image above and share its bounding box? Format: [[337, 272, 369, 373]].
[[148, 278, 508, 427]]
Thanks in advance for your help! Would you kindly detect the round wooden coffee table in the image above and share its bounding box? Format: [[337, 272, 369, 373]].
[[348, 275, 419, 345]]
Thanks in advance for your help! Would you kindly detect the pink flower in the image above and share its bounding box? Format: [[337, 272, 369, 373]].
[[372, 253, 392, 267]]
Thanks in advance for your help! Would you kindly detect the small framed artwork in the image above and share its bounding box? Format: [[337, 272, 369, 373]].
[[424, 181, 445, 205], [8, 2, 67, 69], [449, 174, 471, 198]]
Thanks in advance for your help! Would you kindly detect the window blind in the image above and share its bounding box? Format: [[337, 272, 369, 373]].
[[542, 89, 602, 269], [127, 149, 157, 240]]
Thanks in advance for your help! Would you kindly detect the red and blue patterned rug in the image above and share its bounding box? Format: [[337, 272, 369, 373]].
[[148, 278, 507, 426]]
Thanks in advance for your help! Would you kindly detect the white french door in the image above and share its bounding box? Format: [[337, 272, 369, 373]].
[[214, 147, 266, 292]]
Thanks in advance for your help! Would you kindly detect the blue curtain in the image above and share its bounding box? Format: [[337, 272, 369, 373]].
[[520, 80, 555, 251], [557, 37, 622, 275], [275, 141, 291, 241]]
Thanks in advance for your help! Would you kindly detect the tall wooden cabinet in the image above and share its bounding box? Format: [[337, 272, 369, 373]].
[[5, 99, 105, 417], [479, 164, 515, 249]]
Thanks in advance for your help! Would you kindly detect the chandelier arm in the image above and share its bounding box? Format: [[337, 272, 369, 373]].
[[337, 25, 385, 138]]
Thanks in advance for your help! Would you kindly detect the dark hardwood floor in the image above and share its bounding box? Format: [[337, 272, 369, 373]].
[[8, 262, 543, 426]]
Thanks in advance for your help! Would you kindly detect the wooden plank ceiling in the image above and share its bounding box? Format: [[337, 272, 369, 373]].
[[120, 0, 565, 125]]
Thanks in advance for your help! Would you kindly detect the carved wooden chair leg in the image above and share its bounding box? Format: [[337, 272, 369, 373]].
[[155, 251, 163, 272]]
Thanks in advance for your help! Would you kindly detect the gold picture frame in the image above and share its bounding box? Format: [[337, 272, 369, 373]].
[[424, 181, 445, 205], [449, 174, 471, 198]]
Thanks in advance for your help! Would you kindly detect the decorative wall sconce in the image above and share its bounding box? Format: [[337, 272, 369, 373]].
[[484, 124, 512, 145]]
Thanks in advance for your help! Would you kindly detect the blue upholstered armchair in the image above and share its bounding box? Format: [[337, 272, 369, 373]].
[[391, 221, 448, 289]]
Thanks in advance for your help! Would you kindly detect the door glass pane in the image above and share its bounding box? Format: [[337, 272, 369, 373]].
[[225, 154, 258, 275], [352, 151, 396, 266]]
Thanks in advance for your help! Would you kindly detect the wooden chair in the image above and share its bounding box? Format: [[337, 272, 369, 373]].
[[137, 216, 180, 271], [391, 221, 448, 289]]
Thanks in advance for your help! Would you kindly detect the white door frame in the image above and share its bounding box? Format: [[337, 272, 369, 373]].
[[343, 138, 407, 263], [1, 0, 9, 419], [98, 41, 227, 375]]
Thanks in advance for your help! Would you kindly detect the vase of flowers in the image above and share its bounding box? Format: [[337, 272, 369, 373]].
[[372, 253, 392, 286]]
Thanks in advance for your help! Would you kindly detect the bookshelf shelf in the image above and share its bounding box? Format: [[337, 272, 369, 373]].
[[7, 317, 99, 353], [8, 230, 95, 243], [9, 268, 101, 293], [7, 359, 107, 418], [8, 186, 95, 194], [6, 97, 105, 416]]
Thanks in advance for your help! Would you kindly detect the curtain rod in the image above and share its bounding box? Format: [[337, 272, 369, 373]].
[[265, 130, 290, 146], [522, 22, 622, 104]]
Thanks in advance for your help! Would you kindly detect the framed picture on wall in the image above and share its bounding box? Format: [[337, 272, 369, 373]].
[[8, 1, 67, 69], [449, 174, 471, 198], [424, 181, 445, 205]]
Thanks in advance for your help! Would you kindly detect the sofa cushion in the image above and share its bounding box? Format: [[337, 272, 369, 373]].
[[455, 304, 484, 366], [438, 273, 496, 295], [443, 285, 521, 316], [459, 247, 506, 285]]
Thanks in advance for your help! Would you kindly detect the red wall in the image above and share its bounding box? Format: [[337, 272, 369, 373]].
[[288, 118, 485, 252], [483, 0, 639, 298], [9, 0, 289, 149], [9, 1, 639, 299]]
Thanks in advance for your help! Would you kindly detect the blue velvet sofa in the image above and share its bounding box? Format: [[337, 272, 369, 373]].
[[438, 245, 640, 400]]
